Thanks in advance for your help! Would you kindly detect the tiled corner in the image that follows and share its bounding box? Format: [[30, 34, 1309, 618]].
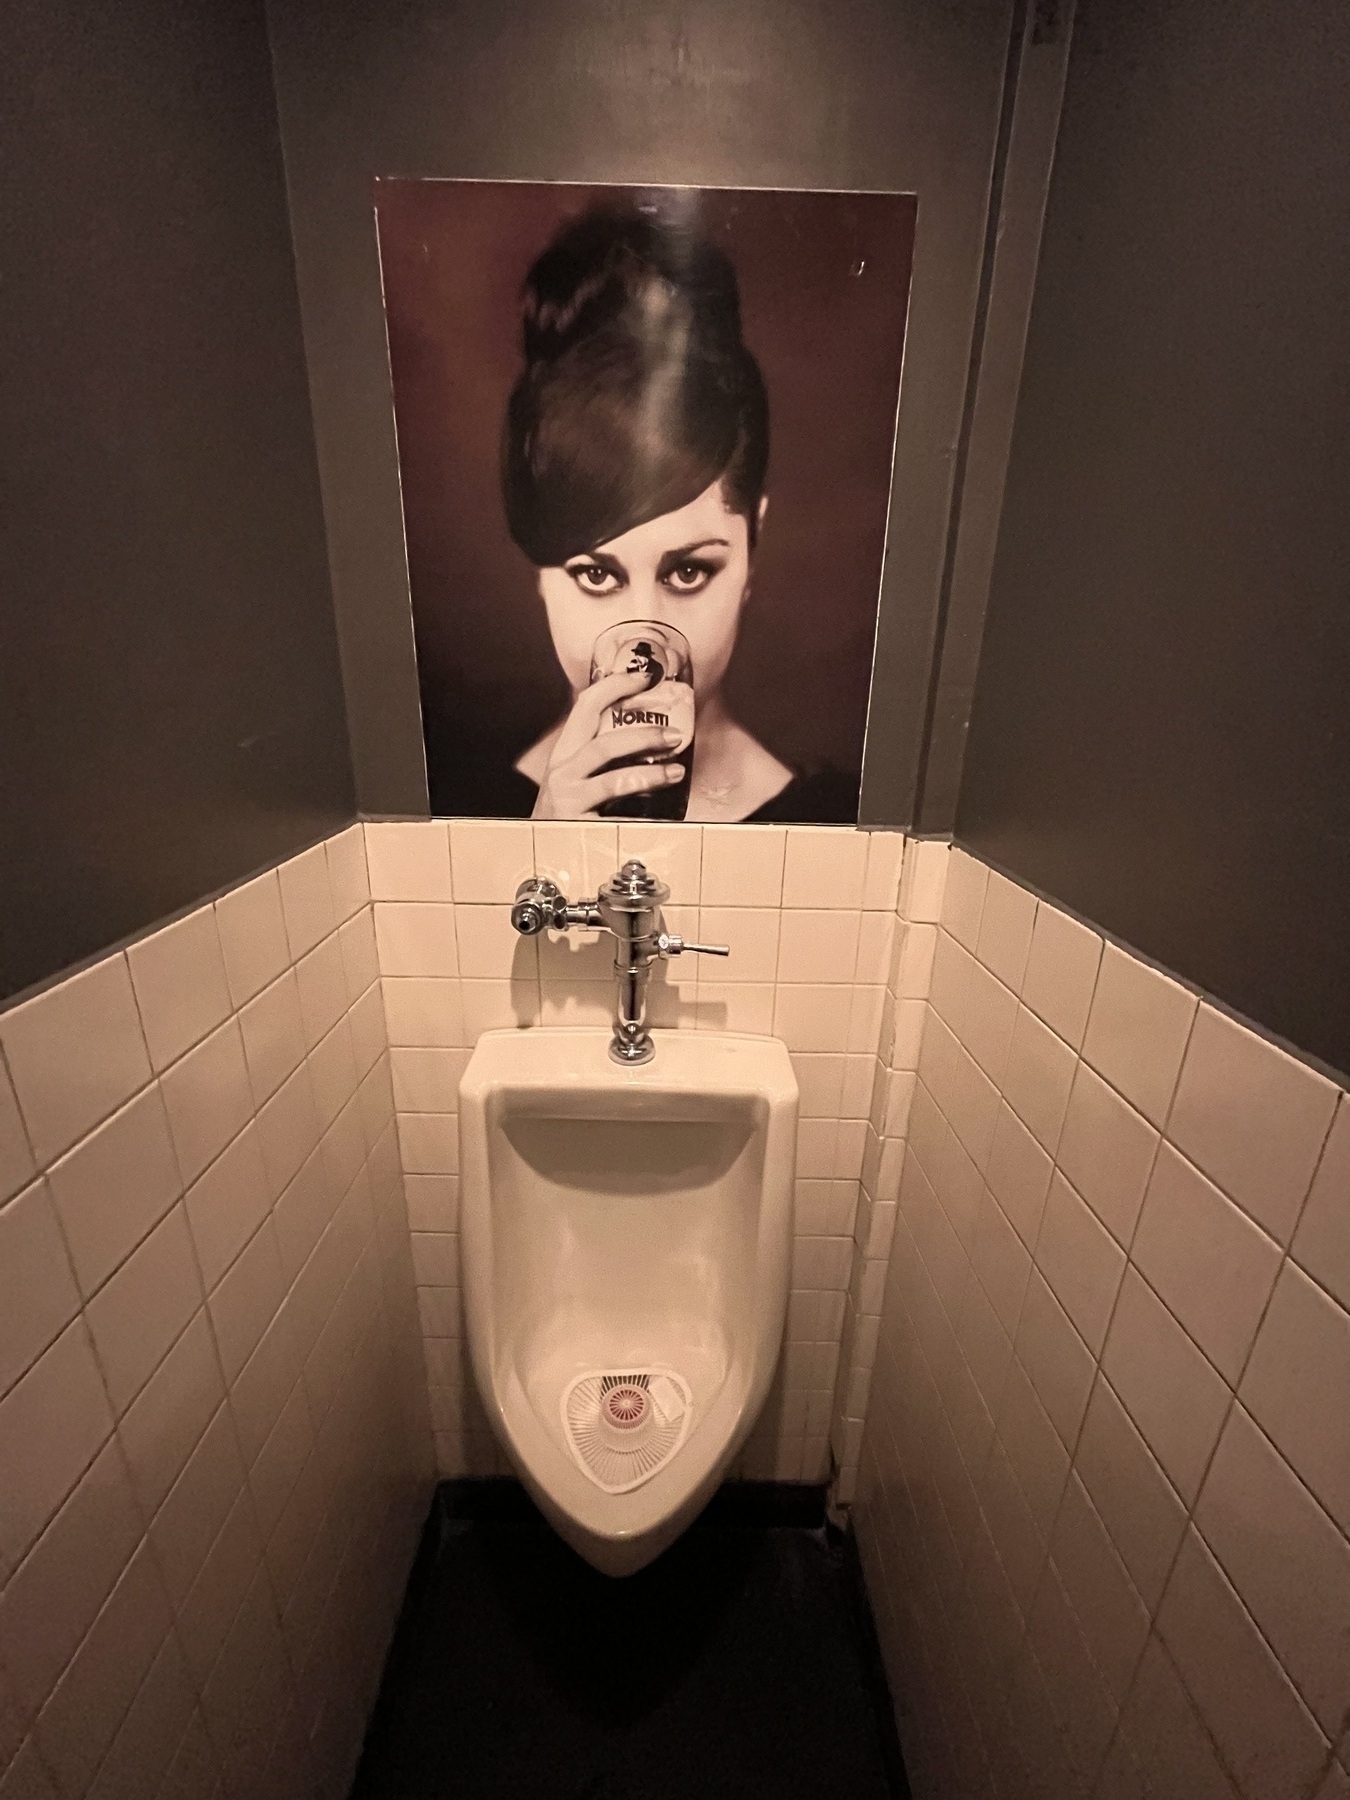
[[850, 846, 1350, 1800], [0, 828, 431, 1800]]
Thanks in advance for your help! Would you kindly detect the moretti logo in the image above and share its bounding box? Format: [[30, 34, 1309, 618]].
[[610, 707, 670, 728]]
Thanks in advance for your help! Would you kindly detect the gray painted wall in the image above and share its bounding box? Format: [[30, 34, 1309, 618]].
[[265, 0, 1022, 825], [958, 0, 1350, 1075], [2, 0, 352, 1003]]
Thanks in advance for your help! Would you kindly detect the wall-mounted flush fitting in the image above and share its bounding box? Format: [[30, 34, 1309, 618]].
[[510, 859, 728, 1063]]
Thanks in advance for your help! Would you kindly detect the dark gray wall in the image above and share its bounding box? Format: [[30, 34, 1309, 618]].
[[265, 0, 1022, 823], [958, 0, 1350, 1074], [2, 0, 353, 1002]]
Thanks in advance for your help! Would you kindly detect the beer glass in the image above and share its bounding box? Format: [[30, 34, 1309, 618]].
[[588, 621, 695, 820]]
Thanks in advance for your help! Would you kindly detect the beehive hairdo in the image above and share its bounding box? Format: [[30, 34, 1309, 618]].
[[502, 205, 769, 567]]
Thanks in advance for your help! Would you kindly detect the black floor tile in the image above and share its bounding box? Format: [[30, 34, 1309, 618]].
[[352, 1484, 908, 1800]]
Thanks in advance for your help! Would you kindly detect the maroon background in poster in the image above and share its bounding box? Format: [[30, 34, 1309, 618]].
[[375, 180, 915, 819]]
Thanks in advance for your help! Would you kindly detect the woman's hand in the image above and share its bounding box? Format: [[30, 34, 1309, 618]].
[[531, 670, 686, 820]]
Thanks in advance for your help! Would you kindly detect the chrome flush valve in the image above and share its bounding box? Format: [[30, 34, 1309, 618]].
[[509, 859, 728, 1064]]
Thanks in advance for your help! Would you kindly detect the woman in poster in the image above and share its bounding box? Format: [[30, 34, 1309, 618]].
[[496, 206, 857, 824]]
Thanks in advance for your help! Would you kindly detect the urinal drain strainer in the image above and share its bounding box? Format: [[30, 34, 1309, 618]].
[[561, 1369, 693, 1494]]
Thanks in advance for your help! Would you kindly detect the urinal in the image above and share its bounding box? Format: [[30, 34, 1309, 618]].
[[459, 1026, 797, 1575]]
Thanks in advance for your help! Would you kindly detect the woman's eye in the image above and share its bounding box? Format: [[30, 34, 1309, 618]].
[[569, 564, 621, 594], [663, 562, 715, 593]]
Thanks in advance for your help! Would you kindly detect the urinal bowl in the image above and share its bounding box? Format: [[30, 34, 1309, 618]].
[[459, 1028, 798, 1575]]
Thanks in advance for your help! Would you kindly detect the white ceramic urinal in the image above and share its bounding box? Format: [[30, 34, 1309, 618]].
[[459, 1027, 797, 1575]]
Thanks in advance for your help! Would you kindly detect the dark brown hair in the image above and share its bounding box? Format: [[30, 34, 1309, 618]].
[[502, 204, 769, 567]]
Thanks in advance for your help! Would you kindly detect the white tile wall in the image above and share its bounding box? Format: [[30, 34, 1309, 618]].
[[0, 827, 432, 1800], [851, 844, 1350, 1800], [369, 819, 905, 1485]]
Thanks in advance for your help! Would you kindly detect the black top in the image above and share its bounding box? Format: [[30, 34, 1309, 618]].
[[430, 754, 859, 825]]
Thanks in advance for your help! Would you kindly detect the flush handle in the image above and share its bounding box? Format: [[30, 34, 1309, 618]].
[[656, 933, 730, 959]]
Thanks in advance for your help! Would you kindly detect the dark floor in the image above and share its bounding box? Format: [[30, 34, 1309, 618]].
[[351, 1481, 909, 1800]]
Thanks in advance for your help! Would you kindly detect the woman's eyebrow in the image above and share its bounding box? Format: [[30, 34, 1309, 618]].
[[663, 537, 730, 558], [566, 550, 627, 577]]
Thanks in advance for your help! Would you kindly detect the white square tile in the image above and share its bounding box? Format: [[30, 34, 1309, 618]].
[[862, 832, 904, 912], [1056, 1062, 1159, 1246], [1292, 1097, 1350, 1311], [854, 911, 895, 986], [365, 821, 452, 901], [782, 828, 868, 909], [45, 1088, 183, 1306], [463, 978, 540, 1037], [1, 956, 151, 1165], [1102, 1268, 1230, 1504], [1034, 1173, 1126, 1356], [694, 908, 779, 983], [1240, 1263, 1350, 1536], [1132, 1144, 1282, 1384], [841, 1055, 876, 1120], [184, 1122, 271, 1291], [276, 843, 335, 961], [899, 839, 948, 924], [33, 1541, 173, 1800], [646, 977, 701, 1031], [381, 977, 465, 1048], [969, 1190, 1032, 1338], [616, 824, 701, 904], [696, 984, 775, 1035], [773, 987, 854, 1054], [1117, 1637, 1251, 1800], [698, 826, 785, 907], [882, 1000, 921, 1074], [1156, 1528, 1326, 1800], [324, 825, 370, 921], [214, 873, 291, 1010], [1014, 1270, 1096, 1450], [1048, 1474, 1150, 1705], [397, 1114, 458, 1176], [961, 957, 1019, 1085], [0, 1436, 143, 1717], [307, 1017, 359, 1128], [1082, 943, 1197, 1128], [455, 906, 539, 982], [796, 1118, 838, 1179], [293, 933, 349, 1047], [238, 971, 306, 1107], [893, 921, 937, 998], [1076, 1375, 1186, 1611], [127, 910, 233, 1075], [209, 1221, 285, 1383], [349, 980, 388, 1078], [848, 986, 886, 1056], [373, 902, 458, 979], [391, 1046, 468, 1114], [940, 848, 989, 951], [0, 1320, 112, 1565], [0, 1061, 35, 1206], [976, 873, 1037, 993], [1195, 1404, 1350, 1737], [532, 822, 618, 897], [449, 820, 535, 904], [255, 1066, 321, 1198], [1001, 1005, 1076, 1154], [777, 910, 860, 984], [84, 1205, 201, 1413], [1168, 1005, 1339, 1244], [338, 908, 379, 1004], [158, 1020, 253, 1187], [1020, 904, 1102, 1051], [0, 1178, 80, 1399], [788, 1054, 845, 1119]]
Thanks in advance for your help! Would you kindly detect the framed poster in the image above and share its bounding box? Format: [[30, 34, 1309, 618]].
[[375, 180, 915, 824]]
